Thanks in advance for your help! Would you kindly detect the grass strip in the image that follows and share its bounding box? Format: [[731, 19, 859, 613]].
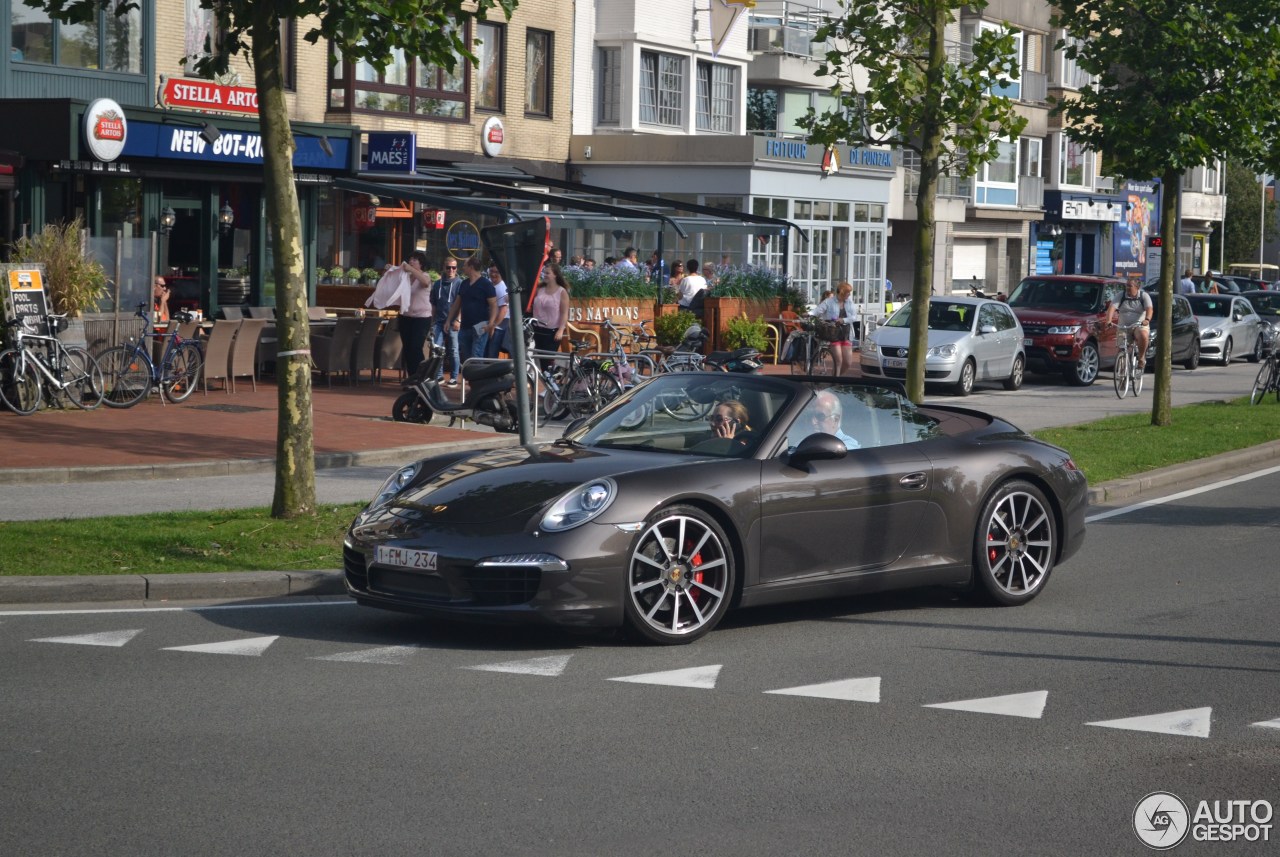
[[3, 398, 1278, 577], [1033, 396, 1280, 484], [0, 503, 364, 577]]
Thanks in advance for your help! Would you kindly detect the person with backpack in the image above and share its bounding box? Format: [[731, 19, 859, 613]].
[[1106, 279, 1154, 369]]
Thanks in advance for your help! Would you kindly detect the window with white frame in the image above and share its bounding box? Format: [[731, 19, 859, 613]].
[[1059, 35, 1093, 90], [696, 61, 737, 132], [976, 140, 1018, 205], [1020, 138, 1042, 178], [1203, 160, 1220, 193], [640, 50, 685, 128], [981, 22, 1022, 100], [597, 47, 621, 126], [1059, 135, 1094, 188]]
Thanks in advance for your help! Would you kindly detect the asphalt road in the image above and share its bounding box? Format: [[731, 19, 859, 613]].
[[0, 357, 1268, 522], [1, 469, 1276, 856]]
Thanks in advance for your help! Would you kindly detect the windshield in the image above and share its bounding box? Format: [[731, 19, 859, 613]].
[[1007, 279, 1104, 312], [569, 373, 796, 458], [1246, 294, 1280, 316], [1190, 298, 1230, 317], [884, 302, 975, 332]]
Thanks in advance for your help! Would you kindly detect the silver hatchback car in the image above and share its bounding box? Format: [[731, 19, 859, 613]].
[[860, 296, 1026, 395], [1186, 294, 1265, 364]]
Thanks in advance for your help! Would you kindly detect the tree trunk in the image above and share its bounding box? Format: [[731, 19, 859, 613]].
[[905, 4, 948, 404], [252, 6, 316, 517], [1151, 168, 1179, 427]]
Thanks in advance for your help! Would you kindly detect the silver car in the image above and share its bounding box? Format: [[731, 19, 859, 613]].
[[861, 296, 1025, 395], [1186, 294, 1265, 364]]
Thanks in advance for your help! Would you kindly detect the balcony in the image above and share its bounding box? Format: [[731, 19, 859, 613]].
[[1019, 175, 1044, 209], [747, 0, 832, 87]]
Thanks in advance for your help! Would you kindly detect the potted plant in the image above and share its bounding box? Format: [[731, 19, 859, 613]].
[[721, 315, 772, 351], [8, 216, 108, 320], [654, 309, 699, 347], [345, 267, 362, 286], [329, 266, 346, 284], [361, 267, 380, 285]]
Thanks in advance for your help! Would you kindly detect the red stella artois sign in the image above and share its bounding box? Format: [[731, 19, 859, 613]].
[[159, 77, 259, 115], [94, 111, 125, 141]]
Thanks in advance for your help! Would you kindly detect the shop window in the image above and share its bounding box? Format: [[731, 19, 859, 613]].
[[696, 61, 737, 133], [640, 50, 684, 128], [11, 0, 141, 73], [597, 47, 621, 126], [813, 201, 832, 221], [525, 29, 552, 117], [328, 25, 469, 120], [476, 22, 505, 112]]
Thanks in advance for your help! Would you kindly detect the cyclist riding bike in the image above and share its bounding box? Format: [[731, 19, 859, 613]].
[[1105, 279, 1153, 370]]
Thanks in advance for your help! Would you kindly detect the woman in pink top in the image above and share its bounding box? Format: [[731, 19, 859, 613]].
[[530, 263, 571, 358]]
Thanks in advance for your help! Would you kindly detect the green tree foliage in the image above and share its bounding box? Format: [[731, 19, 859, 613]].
[[1221, 163, 1277, 268], [800, 0, 1026, 402], [1052, 0, 1280, 426], [28, 0, 518, 516]]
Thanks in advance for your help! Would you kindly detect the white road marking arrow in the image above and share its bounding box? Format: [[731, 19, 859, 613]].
[[164, 636, 279, 657], [1087, 707, 1212, 738], [1251, 717, 1280, 730], [765, 677, 881, 703], [30, 629, 143, 648], [464, 654, 572, 677], [924, 690, 1048, 719], [313, 645, 419, 665], [609, 664, 723, 689]]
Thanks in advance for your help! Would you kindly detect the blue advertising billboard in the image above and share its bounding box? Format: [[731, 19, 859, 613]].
[[1113, 180, 1161, 277], [365, 132, 417, 173]]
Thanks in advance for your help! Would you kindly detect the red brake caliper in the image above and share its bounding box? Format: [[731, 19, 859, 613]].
[[988, 532, 998, 564], [685, 540, 704, 603]]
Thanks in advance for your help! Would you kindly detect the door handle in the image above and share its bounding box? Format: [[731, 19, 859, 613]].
[[899, 472, 928, 491]]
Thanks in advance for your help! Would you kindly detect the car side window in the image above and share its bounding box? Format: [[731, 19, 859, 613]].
[[978, 305, 998, 330], [995, 305, 1017, 331], [1172, 298, 1187, 322]]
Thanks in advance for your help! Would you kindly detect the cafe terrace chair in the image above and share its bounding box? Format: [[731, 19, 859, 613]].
[[221, 306, 244, 321], [247, 306, 275, 320], [229, 318, 268, 393], [307, 305, 330, 321], [766, 310, 803, 364], [350, 315, 381, 383], [202, 319, 241, 394], [310, 316, 360, 386], [374, 317, 403, 382]]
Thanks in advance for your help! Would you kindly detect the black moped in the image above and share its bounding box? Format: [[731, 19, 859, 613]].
[[392, 343, 523, 432]]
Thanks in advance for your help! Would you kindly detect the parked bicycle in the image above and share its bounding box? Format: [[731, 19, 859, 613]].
[[97, 304, 204, 407], [521, 318, 622, 420], [0, 314, 105, 415], [1249, 346, 1280, 404], [784, 319, 834, 376], [1112, 322, 1145, 399]]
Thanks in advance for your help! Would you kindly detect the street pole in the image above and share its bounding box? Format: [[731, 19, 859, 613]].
[[1260, 173, 1266, 272], [502, 231, 533, 446]]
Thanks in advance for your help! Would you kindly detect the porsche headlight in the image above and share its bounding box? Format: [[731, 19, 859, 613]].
[[1201, 328, 1222, 339], [1046, 325, 1081, 335], [369, 463, 419, 511], [540, 479, 616, 532], [927, 343, 957, 359]]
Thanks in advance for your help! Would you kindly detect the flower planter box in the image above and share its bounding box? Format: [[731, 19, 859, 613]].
[[317, 283, 375, 309], [567, 297, 657, 351], [703, 297, 782, 352]]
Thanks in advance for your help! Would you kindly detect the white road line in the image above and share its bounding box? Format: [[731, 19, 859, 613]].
[[1086, 463, 1280, 523], [609, 664, 723, 689], [1087, 707, 1212, 738], [923, 690, 1049, 719], [0, 601, 355, 618], [765, 677, 881, 702], [30, 629, 143, 647], [313, 645, 421, 665], [464, 654, 573, 677], [164, 635, 279, 656]]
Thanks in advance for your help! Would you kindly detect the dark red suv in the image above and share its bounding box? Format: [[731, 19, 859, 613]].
[[1007, 275, 1124, 385]]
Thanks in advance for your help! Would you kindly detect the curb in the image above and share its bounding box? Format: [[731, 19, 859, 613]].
[[4, 440, 1279, 607], [0, 435, 519, 486]]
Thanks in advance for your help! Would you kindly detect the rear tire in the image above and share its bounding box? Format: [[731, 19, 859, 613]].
[[1002, 355, 1025, 391], [1249, 334, 1264, 363], [98, 344, 150, 408], [1067, 342, 1099, 386], [1251, 361, 1273, 405], [971, 480, 1056, 606], [1183, 339, 1200, 370], [812, 347, 835, 376], [567, 366, 622, 418], [0, 349, 42, 415], [1131, 352, 1144, 396], [58, 346, 105, 410], [1221, 337, 1233, 365], [161, 341, 202, 403], [953, 359, 975, 396]]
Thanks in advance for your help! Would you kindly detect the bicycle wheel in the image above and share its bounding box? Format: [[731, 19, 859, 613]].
[[1251, 360, 1274, 405], [1130, 349, 1144, 397], [57, 346, 105, 410], [812, 346, 835, 376], [99, 344, 152, 408], [0, 349, 42, 415], [1112, 351, 1130, 399], [789, 336, 810, 375], [567, 366, 622, 419], [161, 341, 203, 403], [541, 367, 569, 420]]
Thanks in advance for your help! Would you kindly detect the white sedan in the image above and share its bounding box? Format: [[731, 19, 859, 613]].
[[860, 296, 1026, 396]]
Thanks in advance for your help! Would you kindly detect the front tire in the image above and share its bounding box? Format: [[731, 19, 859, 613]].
[[1067, 342, 1099, 386], [1221, 337, 1233, 365], [812, 347, 835, 376], [58, 346, 105, 410], [98, 345, 150, 408], [1249, 334, 1264, 363], [1002, 354, 1025, 391], [953, 359, 975, 396], [624, 505, 735, 644], [971, 480, 1056, 605], [391, 391, 432, 423], [161, 341, 202, 403], [1251, 361, 1274, 405], [1113, 351, 1130, 399], [1183, 339, 1200, 370]]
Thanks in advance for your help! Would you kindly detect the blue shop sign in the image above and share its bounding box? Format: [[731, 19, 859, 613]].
[[120, 121, 350, 170], [847, 147, 894, 169], [366, 132, 416, 172]]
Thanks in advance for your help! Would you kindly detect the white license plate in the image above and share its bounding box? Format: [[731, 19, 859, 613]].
[[883, 357, 907, 368], [1023, 337, 1033, 346], [375, 545, 438, 571]]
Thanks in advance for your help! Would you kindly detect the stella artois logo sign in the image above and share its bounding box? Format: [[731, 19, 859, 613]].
[[83, 98, 128, 162]]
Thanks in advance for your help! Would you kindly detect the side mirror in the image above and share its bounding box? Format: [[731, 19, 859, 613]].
[[789, 433, 847, 467], [979, 324, 997, 335]]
